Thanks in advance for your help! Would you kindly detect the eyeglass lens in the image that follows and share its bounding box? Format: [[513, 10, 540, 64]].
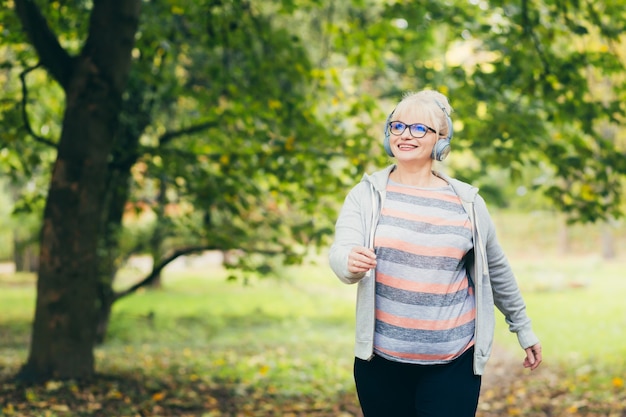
[[389, 122, 429, 138]]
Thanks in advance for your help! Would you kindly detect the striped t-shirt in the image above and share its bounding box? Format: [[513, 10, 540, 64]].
[[373, 180, 475, 364]]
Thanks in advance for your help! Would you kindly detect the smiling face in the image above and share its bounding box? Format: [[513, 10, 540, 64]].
[[388, 103, 440, 162]]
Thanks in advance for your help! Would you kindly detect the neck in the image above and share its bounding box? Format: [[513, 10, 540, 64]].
[[391, 163, 436, 187]]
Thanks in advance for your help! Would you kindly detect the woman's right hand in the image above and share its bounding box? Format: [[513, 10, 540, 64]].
[[348, 246, 377, 273]]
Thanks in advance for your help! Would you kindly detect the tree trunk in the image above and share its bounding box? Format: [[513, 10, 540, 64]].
[[601, 222, 615, 260], [10, 187, 39, 273], [94, 119, 148, 343], [15, 0, 141, 381], [95, 282, 115, 345], [148, 175, 168, 289], [93, 64, 159, 343], [21, 60, 119, 381], [93, 154, 137, 344], [13, 232, 39, 273], [557, 215, 570, 255]]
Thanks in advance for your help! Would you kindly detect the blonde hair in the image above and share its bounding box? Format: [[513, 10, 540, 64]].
[[391, 90, 453, 139]]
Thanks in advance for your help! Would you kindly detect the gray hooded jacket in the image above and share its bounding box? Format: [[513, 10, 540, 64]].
[[328, 165, 539, 375]]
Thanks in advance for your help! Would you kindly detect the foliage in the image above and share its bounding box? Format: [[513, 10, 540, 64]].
[[2, 0, 626, 381], [462, 1, 626, 223], [132, 0, 345, 252], [1, 0, 625, 277], [0, 182, 14, 260], [1, 0, 371, 281], [323, 0, 626, 223]]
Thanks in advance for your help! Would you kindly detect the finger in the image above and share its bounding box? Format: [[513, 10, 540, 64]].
[[361, 247, 376, 257], [348, 259, 357, 271], [524, 349, 542, 370], [348, 249, 360, 267], [348, 258, 374, 273], [354, 247, 376, 260], [530, 346, 542, 369], [348, 258, 363, 271], [530, 351, 543, 370], [351, 252, 376, 267], [354, 258, 374, 269], [523, 350, 535, 369]]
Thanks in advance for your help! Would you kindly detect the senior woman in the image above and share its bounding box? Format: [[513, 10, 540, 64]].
[[329, 89, 542, 417]]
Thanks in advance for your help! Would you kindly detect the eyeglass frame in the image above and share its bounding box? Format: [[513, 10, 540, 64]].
[[387, 121, 437, 138]]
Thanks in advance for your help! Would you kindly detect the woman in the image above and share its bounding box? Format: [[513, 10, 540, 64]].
[[328, 89, 542, 417]]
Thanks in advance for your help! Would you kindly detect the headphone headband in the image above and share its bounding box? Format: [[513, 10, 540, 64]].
[[433, 99, 453, 144]]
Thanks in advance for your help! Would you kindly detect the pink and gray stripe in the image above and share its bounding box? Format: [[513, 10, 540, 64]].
[[373, 182, 476, 364]]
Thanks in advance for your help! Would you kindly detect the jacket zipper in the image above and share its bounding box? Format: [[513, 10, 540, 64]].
[[367, 182, 382, 359]]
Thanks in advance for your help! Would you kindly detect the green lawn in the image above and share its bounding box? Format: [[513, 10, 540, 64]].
[[489, 210, 626, 368], [2, 255, 625, 378], [104, 266, 357, 398], [0, 264, 359, 403], [500, 257, 626, 365], [1, 214, 625, 415]]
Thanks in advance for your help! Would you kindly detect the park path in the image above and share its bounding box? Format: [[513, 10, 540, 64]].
[[481, 343, 535, 389], [475, 344, 610, 417], [339, 345, 552, 417]]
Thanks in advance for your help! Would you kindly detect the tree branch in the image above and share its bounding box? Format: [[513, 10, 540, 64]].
[[19, 65, 58, 148], [520, 0, 551, 75], [113, 245, 216, 301], [112, 244, 294, 302], [13, 0, 74, 89], [82, 0, 141, 95], [159, 120, 220, 146], [139, 143, 346, 162]]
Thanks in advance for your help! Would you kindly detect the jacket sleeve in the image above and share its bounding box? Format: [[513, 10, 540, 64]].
[[329, 182, 370, 285], [478, 196, 540, 349]]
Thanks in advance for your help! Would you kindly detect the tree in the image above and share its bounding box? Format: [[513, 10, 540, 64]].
[[5, 0, 360, 380], [88, 0, 362, 342], [326, 0, 626, 222], [3, 0, 625, 382], [12, 0, 142, 380]]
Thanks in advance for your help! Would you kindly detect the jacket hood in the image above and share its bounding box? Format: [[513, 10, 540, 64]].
[[361, 164, 479, 203]]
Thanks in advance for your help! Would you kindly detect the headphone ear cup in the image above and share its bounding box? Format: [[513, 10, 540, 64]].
[[431, 139, 451, 161], [383, 128, 394, 157], [432, 99, 453, 161]]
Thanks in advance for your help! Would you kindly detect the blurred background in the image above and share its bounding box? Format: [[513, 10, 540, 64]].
[[0, 0, 625, 416]]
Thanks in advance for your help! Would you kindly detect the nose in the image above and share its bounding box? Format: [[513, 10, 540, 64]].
[[399, 127, 413, 139]]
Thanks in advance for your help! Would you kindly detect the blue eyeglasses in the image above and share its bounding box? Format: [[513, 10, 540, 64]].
[[388, 121, 436, 138]]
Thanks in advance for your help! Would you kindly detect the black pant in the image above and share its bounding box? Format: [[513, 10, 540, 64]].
[[354, 348, 481, 417]]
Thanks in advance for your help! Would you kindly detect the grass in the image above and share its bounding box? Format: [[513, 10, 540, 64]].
[[489, 210, 626, 366], [503, 257, 626, 364], [104, 266, 357, 398], [0, 210, 625, 415], [489, 255, 626, 407], [0, 264, 359, 403]]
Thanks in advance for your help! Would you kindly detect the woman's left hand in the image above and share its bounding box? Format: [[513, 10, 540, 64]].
[[523, 343, 542, 371]]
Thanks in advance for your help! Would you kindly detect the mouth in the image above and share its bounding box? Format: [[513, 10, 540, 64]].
[[397, 144, 419, 151]]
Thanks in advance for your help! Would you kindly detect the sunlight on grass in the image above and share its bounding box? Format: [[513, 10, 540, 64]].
[[491, 255, 626, 399], [1, 241, 625, 407], [99, 264, 358, 398], [494, 256, 626, 364]]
